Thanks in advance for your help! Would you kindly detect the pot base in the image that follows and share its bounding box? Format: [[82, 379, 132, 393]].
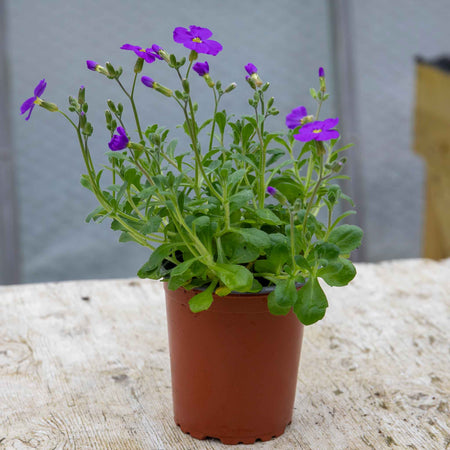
[[176, 420, 291, 445]]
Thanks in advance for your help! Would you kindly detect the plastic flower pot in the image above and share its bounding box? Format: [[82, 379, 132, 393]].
[[164, 284, 304, 445]]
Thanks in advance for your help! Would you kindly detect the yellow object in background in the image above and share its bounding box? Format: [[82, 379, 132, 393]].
[[414, 59, 450, 259]]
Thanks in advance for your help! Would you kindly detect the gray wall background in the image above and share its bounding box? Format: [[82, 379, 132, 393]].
[[2, 0, 450, 283]]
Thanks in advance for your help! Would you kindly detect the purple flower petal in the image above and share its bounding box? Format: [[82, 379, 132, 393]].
[[267, 186, 277, 196], [190, 25, 213, 40], [34, 79, 46, 97], [193, 61, 209, 76], [86, 60, 98, 71], [24, 105, 35, 121], [140, 51, 157, 63], [20, 96, 35, 115], [315, 129, 339, 141], [204, 39, 222, 55], [152, 44, 163, 53], [120, 44, 142, 52], [173, 25, 222, 55], [141, 76, 154, 88], [319, 67, 325, 77], [245, 63, 258, 75], [285, 106, 308, 129], [108, 127, 129, 151], [321, 117, 339, 130], [173, 27, 193, 43], [294, 129, 316, 142]]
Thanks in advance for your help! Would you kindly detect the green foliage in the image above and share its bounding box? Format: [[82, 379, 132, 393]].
[[294, 277, 328, 325], [53, 35, 362, 326]]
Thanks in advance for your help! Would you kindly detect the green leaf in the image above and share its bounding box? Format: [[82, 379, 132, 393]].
[[222, 233, 260, 264], [214, 263, 253, 292], [80, 174, 93, 192], [266, 148, 285, 166], [267, 290, 291, 316], [141, 216, 162, 234], [146, 244, 174, 270], [215, 111, 227, 136], [269, 177, 303, 204], [85, 206, 106, 223], [294, 277, 328, 325], [270, 279, 298, 307], [119, 231, 137, 243], [228, 169, 247, 187], [235, 228, 271, 249], [318, 257, 356, 287], [254, 208, 283, 226], [294, 255, 311, 272], [168, 258, 200, 290], [328, 225, 363, 253], [229, 190, 253, 212], [166, 139, 178, 157], [189, 282, 216, 313], [241, 122, 254, 147], [255, 243, 289, 274], [314, 241, 340, 262]]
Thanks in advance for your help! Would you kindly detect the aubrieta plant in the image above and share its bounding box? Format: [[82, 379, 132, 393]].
[[21, 25, 362, 325]]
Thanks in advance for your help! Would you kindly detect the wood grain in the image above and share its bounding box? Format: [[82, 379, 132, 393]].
[[0, 259, 449, 449], [414, 62, 450, 259]]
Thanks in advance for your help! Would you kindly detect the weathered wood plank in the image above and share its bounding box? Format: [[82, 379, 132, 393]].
[[0, 259, 449, 449]]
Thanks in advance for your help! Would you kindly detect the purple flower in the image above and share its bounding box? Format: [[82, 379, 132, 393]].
[[267, 186, 277, 196], [318, 67, 325, 77], [294, 118, 339, 142], [86, 60, 98, 71], [20, 78, 46, 121], [286, 106, 308, 130], [245, 63, 258, 75], [141, 76, 154, 88], [120, 44, 162, 63], [193, 61, 209, 76], [173, 25, 222, 56], [108, 127, 129, 151]]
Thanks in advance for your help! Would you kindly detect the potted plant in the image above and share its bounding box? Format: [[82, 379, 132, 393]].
[[21, 25, 363, 445]]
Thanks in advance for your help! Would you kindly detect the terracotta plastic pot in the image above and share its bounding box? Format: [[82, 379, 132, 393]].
[[164, 284, 304, 445]]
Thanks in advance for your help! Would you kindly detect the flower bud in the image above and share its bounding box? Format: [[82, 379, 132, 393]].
[[80, 112, 87, 128], [266, 186, 287, 205], [107, 99, 117, 112], [128, 142, 146, 151], [78, 86, 85, 105], [246, 76, 257, 90], [39, 100, 59, 112], [331, 161, 344, 172], [189, 50, 198, 62], [106, 62, 116, 77], [134, 57, 144, 74], [318, 67, 326, 92], [316, 141, 326, 156], [203, 73, 215, 88], [224, 82, 237, 93], [154, 82, 173, 97], [182, 78, 190, 94], [152, 45, 170, 64], [301, 114, 315, 125], [105, 110, 112, 124], [142, 76, 173, 97], [251, 73, 263, 87]]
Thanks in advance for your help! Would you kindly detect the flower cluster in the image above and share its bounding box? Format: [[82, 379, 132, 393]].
[[20, 26, 361, 326]]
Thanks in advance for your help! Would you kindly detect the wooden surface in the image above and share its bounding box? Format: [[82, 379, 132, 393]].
[[414, 62, 450, 259], [0, 259, 449, 449]]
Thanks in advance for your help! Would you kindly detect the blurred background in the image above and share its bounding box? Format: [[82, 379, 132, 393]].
[[1, 0, 449, 284]]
